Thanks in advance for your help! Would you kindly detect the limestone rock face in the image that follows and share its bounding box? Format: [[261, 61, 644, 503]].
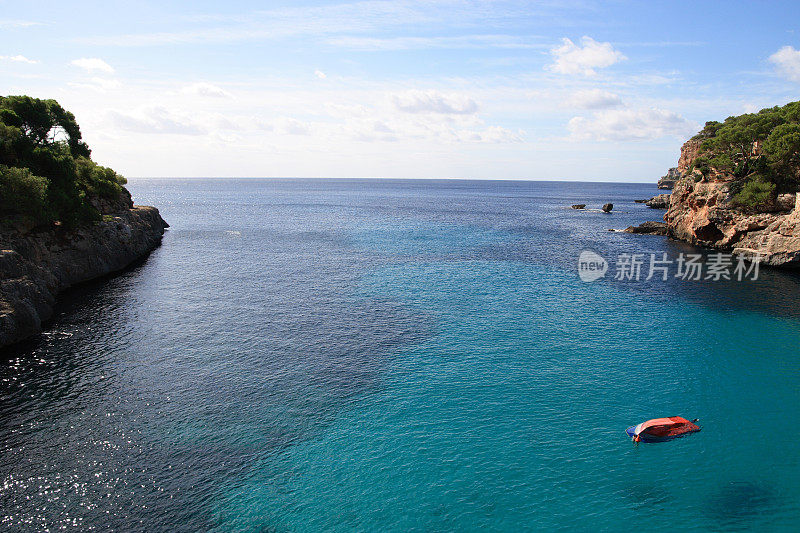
[[731, 197, 800, 266], [645, 194, 671, 209], [0, 206, 168, 347], [677, 139, 703, 175], [664, 139, 800, 267], [656, 140, 703, 190]]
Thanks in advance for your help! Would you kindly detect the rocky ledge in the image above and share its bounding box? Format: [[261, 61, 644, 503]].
[[657, 167, 681, 189], [0, 206, 168, 347], [664, 139, 800, 267], [645, 194, 671, 209], [624, 221, 669, 235]]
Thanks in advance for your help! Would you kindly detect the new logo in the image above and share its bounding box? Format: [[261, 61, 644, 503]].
[[578, 250, 608, 282]]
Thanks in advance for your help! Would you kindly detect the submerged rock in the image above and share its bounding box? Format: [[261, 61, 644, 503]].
[[602, 203, 614, 213], [571, 204, 586, 209], [0, 206, 168, 347]]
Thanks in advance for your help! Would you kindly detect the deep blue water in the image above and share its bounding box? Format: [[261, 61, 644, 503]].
[[1, 179, 799, 531]]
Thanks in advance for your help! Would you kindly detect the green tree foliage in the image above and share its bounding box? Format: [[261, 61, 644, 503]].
[[0, 166, 49, 224], [0, 95, 129, 227], [763, 123, 800, 172], [76, 158, 127, 200], [690, 100, 800, 210], [689, 155, 711, 177], [733, 177, 776, 210], [695, 120, 722, 139]]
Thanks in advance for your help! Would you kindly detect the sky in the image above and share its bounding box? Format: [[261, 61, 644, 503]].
[[1, 0, 799, 181]]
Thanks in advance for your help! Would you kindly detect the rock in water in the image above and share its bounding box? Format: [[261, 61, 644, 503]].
[[645, 194, 671, 209], [602, 203, 613, 213], [623, 221, 669, 235], [571, 204, 586, 209]]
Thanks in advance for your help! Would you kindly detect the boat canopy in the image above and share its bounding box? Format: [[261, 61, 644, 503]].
[[633, 416, 691, 435]]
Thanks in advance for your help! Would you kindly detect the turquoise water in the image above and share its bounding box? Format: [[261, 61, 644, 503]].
[[1, 179, 799, 531], [216, 259, 799, 531]]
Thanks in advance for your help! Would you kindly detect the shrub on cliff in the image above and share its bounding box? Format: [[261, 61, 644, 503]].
[[732, 177, 776, 210], [76, 158, 126, 194], [0, 166, 50, 225], [0, 95, 129, 228], [689, 101, 800, 209]]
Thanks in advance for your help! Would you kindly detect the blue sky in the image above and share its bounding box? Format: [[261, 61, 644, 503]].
[[2, 0, 799, 180]]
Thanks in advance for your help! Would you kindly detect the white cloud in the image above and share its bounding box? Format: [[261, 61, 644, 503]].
[[392, 89, 478, 114], [568, 107, 696, 141], [324, 103, 370, 118], [314, 69, 327, 79], [76, 1, 432, 47], [343, 115, 521, 144], [328, 34, 547, 51], [769, 45, 800, 82], [347, 119, 398, 142], [472, 126, 524, 143], [75, 2, 561, 47], [68, 77, 122, 92], [565, 89, 623, 109], [107, 107, 204, 135], [70, 57, 115, 74], [0, 20, 41, 29], [278, 117, 310, 135], [0, 55, 39, 64], [623, 72, 679, 86], [181, 82, 232, 98], [209, 114, 240, 130], [548, 37, 626, 76], [254, 119, 275, 132]]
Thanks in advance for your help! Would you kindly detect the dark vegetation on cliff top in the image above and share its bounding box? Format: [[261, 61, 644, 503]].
[[689, 100, 800, 210], [0, 95, 131, 229]]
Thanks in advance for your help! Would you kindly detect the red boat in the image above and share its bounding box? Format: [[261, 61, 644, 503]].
[[626, 416, 700, 443]]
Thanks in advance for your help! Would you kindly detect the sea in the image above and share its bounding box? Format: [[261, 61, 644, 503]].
[[1, 178, 799, 531]]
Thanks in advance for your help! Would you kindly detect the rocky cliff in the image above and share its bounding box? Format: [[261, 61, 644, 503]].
[[657, 167, 682, 189], [664, 140, 800, 266], [0, 206, 168, 347]]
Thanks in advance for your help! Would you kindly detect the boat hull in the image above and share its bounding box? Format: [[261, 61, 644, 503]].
[[626, 424, 700, 443]]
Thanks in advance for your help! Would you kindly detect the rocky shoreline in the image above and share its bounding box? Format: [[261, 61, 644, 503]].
[[0, 206, 168, 348], [623, 135, 800, 267], [663, 139, 800, 267]]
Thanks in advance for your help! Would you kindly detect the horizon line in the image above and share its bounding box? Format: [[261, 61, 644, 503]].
[[125, 176, 659, 184]]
